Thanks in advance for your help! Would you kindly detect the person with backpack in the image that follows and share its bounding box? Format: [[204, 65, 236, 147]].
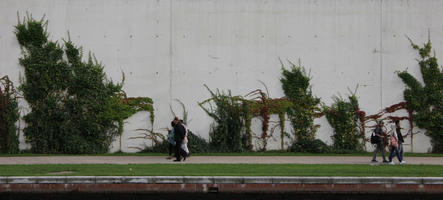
[[371, 121, 388, 163]]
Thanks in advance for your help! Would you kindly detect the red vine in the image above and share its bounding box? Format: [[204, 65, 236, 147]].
[[355, 101, 414, 151]]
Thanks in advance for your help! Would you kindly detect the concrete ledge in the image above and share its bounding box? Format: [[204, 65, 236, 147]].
[[423, 177, 443, 185], [243, 176, 274, 184], [125, 176, 155, 184], [0, 176, 441, 184], [1, 176, 443, 194], [183, 176, 213, 184], [212, 176, 244, 184], [152, 176, 184, 184], [392, 177, 423, 185]]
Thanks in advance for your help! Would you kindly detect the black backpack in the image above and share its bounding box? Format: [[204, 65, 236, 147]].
[[370, 131, 379, 144]]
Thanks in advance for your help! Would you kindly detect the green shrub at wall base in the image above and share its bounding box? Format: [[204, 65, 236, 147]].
[[199, 85, 244, 152], [15, 16, 131, 153], [290, 138, 330, 153], [280, 61, 321, 149], [323, 95, 363, 152], [0, 87, 20, 154]]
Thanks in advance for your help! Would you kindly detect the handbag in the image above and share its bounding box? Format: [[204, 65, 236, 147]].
[[390, 135, 398, 148]]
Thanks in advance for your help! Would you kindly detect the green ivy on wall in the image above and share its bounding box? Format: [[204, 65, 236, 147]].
[[280, 60, 321, 144], [15, 15, 153, 153], [323, 93, 364, 152], [397, 37, 443, 153], [199, 85, 244, 152], [0, 75, 20, 154]]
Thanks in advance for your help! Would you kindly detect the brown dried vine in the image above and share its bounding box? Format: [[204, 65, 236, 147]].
[[244, 89, 292, 151], [356, 101, 414, 151]]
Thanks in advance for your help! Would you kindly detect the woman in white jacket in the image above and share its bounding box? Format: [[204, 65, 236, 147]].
[[180, 120, 190, 160]]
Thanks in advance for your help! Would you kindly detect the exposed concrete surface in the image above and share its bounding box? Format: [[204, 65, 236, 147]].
[[0, 156, 443, 165], [2, 0, 443, 153]]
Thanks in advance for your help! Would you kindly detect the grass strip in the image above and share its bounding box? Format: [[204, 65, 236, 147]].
[[0, 164, 442, 177]]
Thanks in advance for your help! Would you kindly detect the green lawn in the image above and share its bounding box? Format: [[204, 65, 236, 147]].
[[1, 152, 442, 157], [0, 164, 442, 177]]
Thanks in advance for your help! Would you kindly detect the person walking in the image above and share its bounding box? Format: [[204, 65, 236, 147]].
[[180, 120, 190, 160], [394, 120, 408, 164], [166, 121, 176, 159], [388, 121, 402, 165], [371, 121, 389, 163], [173, 117, 187, 162]]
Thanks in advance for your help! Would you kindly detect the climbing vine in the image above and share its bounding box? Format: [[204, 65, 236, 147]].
[[397, 37, 443, 152], [323, 92, 364, 152], [243, 88, 292, 151], [0, 75, 20, 154], [199, 85, 244, 152], [109, 90, 155, 152], [15, 15, 152, 153], [200, 84, 292, 152], [280, 60, 321, 145]]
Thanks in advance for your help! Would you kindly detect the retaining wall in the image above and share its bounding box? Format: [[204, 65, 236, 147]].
[[1, 0, 443, 152], [1, 176, 443, 194]]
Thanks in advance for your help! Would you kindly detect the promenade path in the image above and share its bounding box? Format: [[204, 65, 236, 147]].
[[1, 156, 443, 165]]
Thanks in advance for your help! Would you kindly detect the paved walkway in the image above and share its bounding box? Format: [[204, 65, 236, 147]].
[[1, 156, 443, 165]]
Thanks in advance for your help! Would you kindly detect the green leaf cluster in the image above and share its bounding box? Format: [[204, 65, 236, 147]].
[[290, 138, 330, 153], [280, 61, 321, 143], [0, 76, 20, 154], [323, 94, 363, 151], [398, 38, 443, 152], [15, 16, 151, 153], [199, 85, 245, 152]]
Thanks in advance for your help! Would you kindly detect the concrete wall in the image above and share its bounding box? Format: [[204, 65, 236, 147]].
[[1, 0, 442, 153]]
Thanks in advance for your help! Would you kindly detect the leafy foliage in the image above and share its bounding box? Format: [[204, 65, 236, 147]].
[[0, 76, 20, 154], [243, 88, 293, 151], [323, 94, 364, 151], [280, 60, 321, 145], [15, 15, 149, 153], [186, 131, 210, 153], [140, 139, 169, 153], [397, 37, 443, 152], [290, 138, 330, 153], [199, 85, 244, 152]]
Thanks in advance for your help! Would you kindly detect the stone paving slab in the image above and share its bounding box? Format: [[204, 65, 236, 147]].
[[0, 156, 443, 165]]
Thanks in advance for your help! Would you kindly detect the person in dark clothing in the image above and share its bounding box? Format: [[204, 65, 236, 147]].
[[395, 120, 408, 164], [371, 121, 388, 163], [173, 118, 187, 162]]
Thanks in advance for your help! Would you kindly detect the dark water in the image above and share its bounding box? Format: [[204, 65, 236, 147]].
[[0, 193, 440, 200]]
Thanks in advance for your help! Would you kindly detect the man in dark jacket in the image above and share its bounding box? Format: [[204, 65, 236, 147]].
[[395, 120, 408, 164], [173, 118, 187, 162], [371, 121, 388, 163]]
